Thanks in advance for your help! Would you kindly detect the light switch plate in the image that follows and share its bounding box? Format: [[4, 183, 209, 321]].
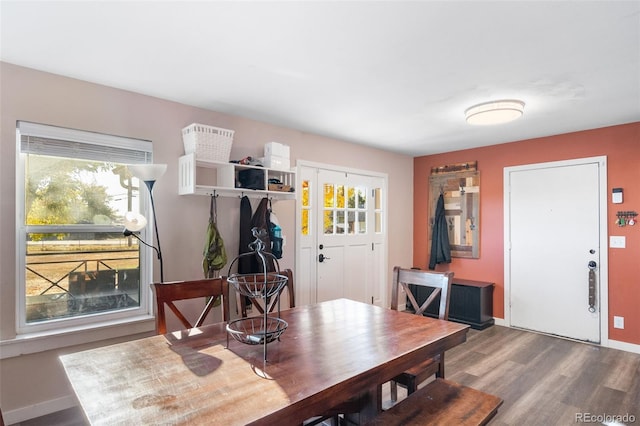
[[614, 316, 624, 329], [610, 236, 626, 248]]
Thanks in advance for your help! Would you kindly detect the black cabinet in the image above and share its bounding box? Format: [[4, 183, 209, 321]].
[[407, 278, 494, 330]]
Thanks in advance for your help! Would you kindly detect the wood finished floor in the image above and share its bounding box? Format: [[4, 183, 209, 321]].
[[16, 325, 640, 425], [444, 325, 640, 425]]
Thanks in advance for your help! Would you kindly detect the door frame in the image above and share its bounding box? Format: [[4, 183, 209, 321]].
[[503, 156, 609, 346], [295, 160, 389, 307]]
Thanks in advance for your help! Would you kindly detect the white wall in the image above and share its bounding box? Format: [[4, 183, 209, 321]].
[[0, 62, 414, 421]]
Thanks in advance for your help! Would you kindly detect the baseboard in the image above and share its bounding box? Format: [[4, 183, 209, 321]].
[[607, 339, 640, 354], [492, 318, 640, 355], [493, 317, 507, 327], [3, 395, 77, 425]]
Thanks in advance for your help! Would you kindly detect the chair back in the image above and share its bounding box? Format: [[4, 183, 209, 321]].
[[237, 268, 295, 317], [391, 267, 453, 320], [151, 277, 229, 334]]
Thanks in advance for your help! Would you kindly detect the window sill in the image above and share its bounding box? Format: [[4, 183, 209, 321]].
[[0, 315, 155, 359]]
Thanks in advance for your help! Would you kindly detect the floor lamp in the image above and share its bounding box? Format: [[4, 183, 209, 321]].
[[125, 164, 167, 283]]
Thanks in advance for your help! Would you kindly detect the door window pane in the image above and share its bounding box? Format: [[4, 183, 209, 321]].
[[348, 211, 355, 234], [336, 211, 345, 235], [302, 180, 310, 207], [336, 185, 345, 208], [348, 187, 355, 208], [301, 180, 311, 235], [324, 184, 335, 207], [358, 212, 367, 234], [324, 210, 334, 234], [374, 187, 383, 233], [357, 187, 366, 209], [302, 209, 310, 236]]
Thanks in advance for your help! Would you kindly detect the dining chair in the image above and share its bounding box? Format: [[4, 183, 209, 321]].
[[237, 268, 295, 317], [151, 277, 229, 334], [388, 266, 454, 403]]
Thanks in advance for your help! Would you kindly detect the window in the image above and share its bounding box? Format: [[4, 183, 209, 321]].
[[301, 179, 311, 235], [16, 121, 154, 334], [322, 183, 368, 235]]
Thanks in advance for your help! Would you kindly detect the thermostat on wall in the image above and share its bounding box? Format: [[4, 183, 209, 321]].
[[612, 188, 623, 204]]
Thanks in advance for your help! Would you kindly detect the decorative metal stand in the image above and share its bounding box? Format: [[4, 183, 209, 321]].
[[226, 228, 288, 364]]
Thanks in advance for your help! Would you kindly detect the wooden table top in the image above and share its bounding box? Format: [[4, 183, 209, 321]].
[[60, 298, 468, 425]]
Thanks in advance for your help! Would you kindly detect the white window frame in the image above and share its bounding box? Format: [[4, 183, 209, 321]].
[[15, 121, 156, 336]]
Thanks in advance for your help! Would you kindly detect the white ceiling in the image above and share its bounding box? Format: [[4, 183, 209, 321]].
[[1, 1, 639, 156]]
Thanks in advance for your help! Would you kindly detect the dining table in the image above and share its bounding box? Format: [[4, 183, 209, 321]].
[[59, 298, 469, 425]]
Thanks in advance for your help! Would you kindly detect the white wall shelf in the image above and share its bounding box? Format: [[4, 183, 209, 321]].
[[178, 153, 296, 200]]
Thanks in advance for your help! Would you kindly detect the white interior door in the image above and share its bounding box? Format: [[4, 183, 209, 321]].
[[505, 157, 607, 343], [317, 169, 370, 304], [296, 163, 387, 307]]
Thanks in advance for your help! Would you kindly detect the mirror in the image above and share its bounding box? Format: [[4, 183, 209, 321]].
[[429, 170, 480, 258]]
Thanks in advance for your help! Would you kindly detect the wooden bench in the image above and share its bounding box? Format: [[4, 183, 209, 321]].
[[366, 378, 503, 426]]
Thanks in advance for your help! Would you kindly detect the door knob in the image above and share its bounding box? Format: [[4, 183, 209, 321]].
[[319, 253, 331, 263]]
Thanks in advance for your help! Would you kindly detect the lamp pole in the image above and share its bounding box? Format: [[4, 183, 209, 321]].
[[144, 180, 164, 283], [127, 163, 167, 284]]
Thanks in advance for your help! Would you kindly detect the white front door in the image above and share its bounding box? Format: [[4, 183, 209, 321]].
[[296, 163, 387, 307], [504, 157, 607, 343]]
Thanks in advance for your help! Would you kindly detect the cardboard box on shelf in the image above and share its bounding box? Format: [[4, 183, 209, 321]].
[[268, 183, 292, 192]]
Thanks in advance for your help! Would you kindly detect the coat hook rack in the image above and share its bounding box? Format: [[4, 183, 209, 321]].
[[431, 161, 478, 175], [616, 210, 637, 226]]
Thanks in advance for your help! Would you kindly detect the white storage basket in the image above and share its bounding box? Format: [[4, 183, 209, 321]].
[[182, 123, 234, 162]]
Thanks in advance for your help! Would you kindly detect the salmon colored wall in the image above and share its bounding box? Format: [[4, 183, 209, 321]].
[[414, 122, 640, 345]]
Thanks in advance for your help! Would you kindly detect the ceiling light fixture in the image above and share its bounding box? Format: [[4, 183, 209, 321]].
[[465, 99, 525, 125]]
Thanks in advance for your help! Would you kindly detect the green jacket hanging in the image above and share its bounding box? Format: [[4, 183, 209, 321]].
[[203, 195, 227, 278]]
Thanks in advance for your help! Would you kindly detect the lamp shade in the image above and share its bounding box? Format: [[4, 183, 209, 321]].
[[465, 100, 525, 125], [128, 164, 167, 182], [124, 211, 147, 232]]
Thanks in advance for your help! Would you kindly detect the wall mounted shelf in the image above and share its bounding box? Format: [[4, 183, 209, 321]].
[[178, 153, 296, 200]]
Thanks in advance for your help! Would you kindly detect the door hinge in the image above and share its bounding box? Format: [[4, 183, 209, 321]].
[[371, 242, 374, 251]]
